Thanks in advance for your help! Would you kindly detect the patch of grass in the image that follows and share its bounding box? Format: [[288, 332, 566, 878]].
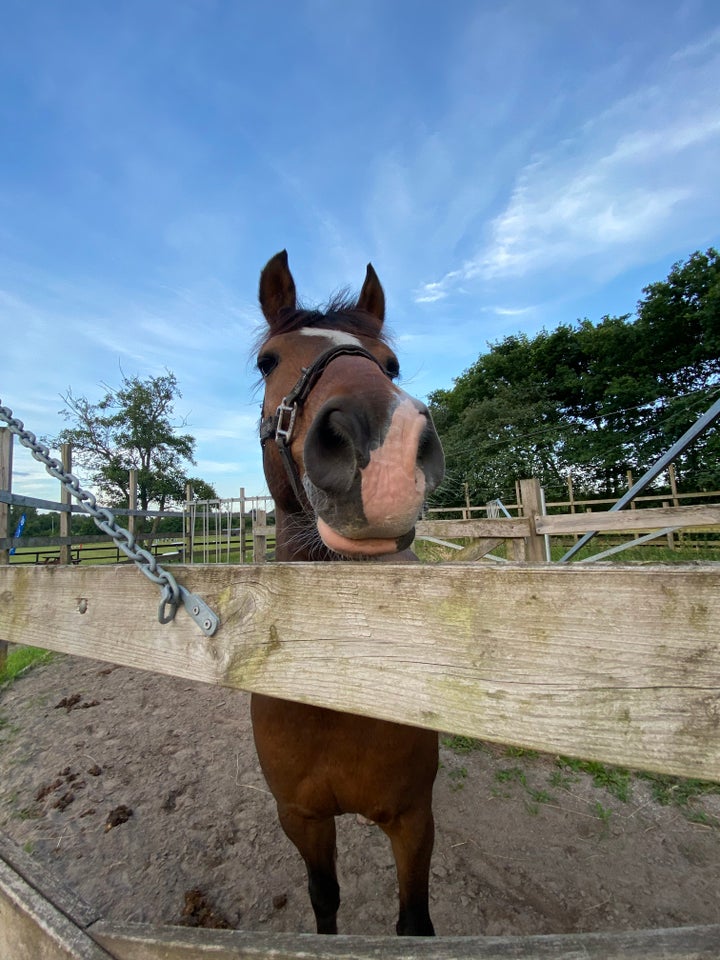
[[557, 757, 631, 802], [441, 735, 483, 754], [593, 800, 613, 834], [495, 766, 528, 788], [686, 810, 720, 829], [636, 772, 720, 808], [548, 768, 579, 790], [524, 788, 555, 816], [0, 646, 54, 685], [504, 746, 539, 760], [447, 766, 467, 792]]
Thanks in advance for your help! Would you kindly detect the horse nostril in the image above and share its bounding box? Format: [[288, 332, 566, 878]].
[[417, 417, 445, 493], [305, 402, 369, 494]]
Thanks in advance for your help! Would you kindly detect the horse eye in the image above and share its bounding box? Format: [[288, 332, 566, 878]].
[[257, 353, 278, 378], [385, 357, 400, 379]]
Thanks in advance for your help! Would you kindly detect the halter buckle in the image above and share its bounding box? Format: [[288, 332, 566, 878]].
[[275, 398, 298, 444]]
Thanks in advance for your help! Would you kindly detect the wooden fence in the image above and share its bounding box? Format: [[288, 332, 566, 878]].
[[417, 478, 720, 562], [3, 431, 719, 567], [1, 560, 719, 957], [3, 431, 720, 955]]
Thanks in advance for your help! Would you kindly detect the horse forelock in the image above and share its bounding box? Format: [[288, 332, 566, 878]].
[[256, 292, 390, 348]]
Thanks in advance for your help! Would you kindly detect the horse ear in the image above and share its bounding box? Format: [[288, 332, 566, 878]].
[[356, 263, 385, 330], [259, 250, 297, 326]]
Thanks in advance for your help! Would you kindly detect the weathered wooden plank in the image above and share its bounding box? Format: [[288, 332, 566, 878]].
[[415, 519, 531, 539], [518, 478, 547, 561], [0, 833, 100, 931], [90, 920, 720, 960], [0, 563, 719, 782], [536, 504, 720, 535], [0, 855, 112, 960], [2, 833, 720, 959]]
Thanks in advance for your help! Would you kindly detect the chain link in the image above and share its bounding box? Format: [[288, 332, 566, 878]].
[[0, 401, 218, 636]]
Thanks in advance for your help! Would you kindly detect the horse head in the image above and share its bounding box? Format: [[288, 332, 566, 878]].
[[257, 250, 444, 558]]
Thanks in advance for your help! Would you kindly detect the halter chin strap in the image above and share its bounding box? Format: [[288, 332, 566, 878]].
[[259, 344, 390, 509]]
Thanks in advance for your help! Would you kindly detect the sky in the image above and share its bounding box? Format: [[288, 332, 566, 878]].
[[2, 0, 720, 507]]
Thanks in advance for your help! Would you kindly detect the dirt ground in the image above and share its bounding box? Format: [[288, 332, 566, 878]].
[[1, 653, 719, 937]]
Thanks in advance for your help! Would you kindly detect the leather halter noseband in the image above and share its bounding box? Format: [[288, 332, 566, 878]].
[[259, 343, 390, 508]]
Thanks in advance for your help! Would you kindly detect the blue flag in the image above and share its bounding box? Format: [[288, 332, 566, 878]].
[[9, 513, 26, 556]]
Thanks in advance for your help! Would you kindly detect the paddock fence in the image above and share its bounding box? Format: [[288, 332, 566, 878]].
[[1, 559, 720, 958], [2, 430, 720, 956], [3, 434, 720, 569]]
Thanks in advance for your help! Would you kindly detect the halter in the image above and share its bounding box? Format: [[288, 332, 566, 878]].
[[259, 344, 389, 508]]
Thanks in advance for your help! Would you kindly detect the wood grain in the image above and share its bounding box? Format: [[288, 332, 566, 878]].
[[536, 504, 720, 534], [1, 563, 719, 781]]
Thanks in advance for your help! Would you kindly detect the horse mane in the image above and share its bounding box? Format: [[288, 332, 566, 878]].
[[255, 292, 392, 348]]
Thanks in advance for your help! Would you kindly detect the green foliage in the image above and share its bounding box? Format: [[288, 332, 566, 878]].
[[53, 371, 218, 520], [0, 647, 54, 685], [441, 735, 483, 754], [429, 248, 720, 505], [635, 771, 720, 807], [447, 766, 468, 791], [556, 757, 631, 802]]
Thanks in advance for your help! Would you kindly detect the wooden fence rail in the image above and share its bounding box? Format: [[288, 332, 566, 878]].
[[3, 831, 719, 959], [1, 562, 718, 783], [2, 826, 719, 959], [2, 560, 720, 958]]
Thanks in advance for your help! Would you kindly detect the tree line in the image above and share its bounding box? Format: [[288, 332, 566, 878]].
[[7, 371, 217, 540], [428, 248, 720, 507]]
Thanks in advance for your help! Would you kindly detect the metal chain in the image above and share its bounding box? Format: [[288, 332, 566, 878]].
[[0, 401, 218, 637]]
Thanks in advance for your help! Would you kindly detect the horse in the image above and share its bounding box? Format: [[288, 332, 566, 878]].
[[251, 250, 445, 936]]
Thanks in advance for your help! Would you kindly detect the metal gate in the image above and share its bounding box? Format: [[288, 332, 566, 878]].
[[183, 493, 275, 563]]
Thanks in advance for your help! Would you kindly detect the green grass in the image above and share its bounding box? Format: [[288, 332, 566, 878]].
[[635, 771, 720, 808], [0, 646, 54, 685], [441, 734, 483, 754], [556, 757, 632, 802], [443, 734, 720, 827], [447, 766, 468, 791]]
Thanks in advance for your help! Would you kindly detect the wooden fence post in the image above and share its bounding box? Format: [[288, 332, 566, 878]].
[[184, 483, 193, 563], [0, 428, 11, 672], [128, 469, 138, 537], [239, 487, 246, 563], [253, 508, 267, 563], [668, 463, 681, 547], [518, 478, 547, 561], [0, 428, 12, 567], [58, 444, 72, 565], [668, 463, 680, 506]]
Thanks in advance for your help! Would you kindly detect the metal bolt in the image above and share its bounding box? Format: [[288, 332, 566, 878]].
[[203, 619, 213, 632], [192, 604, 200, 616]]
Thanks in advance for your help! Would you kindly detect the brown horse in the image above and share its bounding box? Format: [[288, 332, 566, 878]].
[[251, 251, 445, 936]]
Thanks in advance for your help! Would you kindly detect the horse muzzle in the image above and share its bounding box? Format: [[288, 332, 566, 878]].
[[304, 394, 445, 557]]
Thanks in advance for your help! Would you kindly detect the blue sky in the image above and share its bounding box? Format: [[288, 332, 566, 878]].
[[2, 1, 720, 505]]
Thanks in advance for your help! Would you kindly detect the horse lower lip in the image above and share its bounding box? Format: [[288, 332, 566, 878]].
[[317, 518, 414, 556]]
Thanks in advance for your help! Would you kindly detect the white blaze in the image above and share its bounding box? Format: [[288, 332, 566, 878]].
[[299, 328, 362, 348]]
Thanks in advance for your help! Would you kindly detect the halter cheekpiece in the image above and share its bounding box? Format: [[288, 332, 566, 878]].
[[259, 343, 389, 507]]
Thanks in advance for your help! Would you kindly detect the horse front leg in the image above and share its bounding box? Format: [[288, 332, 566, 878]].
[[381, 804, 435, 936], [278, 808, 340, 934]]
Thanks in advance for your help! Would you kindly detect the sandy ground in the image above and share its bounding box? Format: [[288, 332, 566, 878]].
[[1, 653, 719, 937]]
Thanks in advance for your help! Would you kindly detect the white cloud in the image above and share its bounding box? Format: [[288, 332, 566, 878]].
[[416, 36, 720, 300]]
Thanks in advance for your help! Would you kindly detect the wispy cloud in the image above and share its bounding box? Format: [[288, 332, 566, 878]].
[[415, 37, 720, 303]]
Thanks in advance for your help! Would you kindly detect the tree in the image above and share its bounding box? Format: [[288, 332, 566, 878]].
[[429, 249, 720, 506], [55, 372, 218, 520]]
